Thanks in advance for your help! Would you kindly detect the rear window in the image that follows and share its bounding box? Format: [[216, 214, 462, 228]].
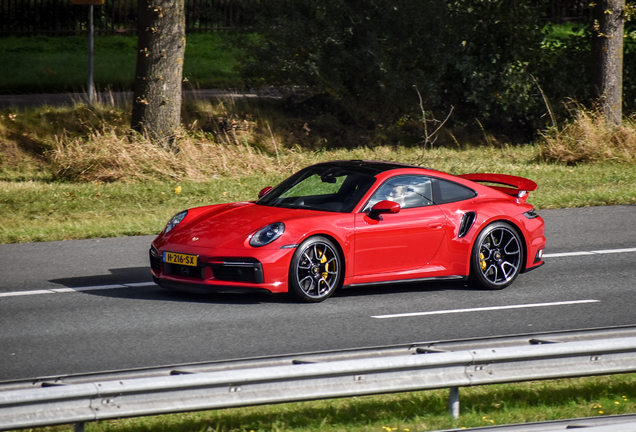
[[432, 178, 476, 204]]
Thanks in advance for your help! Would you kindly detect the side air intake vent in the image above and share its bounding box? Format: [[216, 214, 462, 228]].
[[458, 212, 476, 238]]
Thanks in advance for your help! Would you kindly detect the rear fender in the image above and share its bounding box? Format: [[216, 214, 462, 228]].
[[468, 216, 529, 274]]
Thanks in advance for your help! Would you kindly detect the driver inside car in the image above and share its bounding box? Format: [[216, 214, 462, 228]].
[[384, 184, 408, 206], [366, 182, 409, 209]]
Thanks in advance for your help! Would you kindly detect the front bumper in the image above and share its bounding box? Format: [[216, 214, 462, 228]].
[[149, 245, 295, 294]]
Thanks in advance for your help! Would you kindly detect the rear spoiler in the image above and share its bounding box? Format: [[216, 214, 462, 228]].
[[458, 173, 537, 202]]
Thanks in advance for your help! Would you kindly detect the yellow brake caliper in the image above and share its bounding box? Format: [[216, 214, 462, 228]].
[[480, 252, 487, 271], [318, 248, 329, 279]]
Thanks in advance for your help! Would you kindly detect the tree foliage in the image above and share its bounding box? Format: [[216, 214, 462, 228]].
[[238, 0, 454, 128], [444, 1, 549, 133], [232, 1, 636, 140]]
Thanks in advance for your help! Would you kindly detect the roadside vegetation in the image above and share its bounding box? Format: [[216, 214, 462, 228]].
[[17, 373, 636, 432], [2, 96, 636, 244], [1, 20, 636, 432], [1, 25, 635, 246]]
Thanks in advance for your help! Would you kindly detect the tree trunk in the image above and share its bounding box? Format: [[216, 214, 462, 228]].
[[591, 0, 624, 125], [131, 0, 185, 143]]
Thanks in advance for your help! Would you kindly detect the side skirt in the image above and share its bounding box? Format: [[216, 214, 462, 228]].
[[521, 261, 545, 274], [343, 275, 467, 289]]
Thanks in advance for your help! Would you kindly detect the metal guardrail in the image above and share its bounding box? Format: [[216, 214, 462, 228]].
[[2, 327, 636, 431]]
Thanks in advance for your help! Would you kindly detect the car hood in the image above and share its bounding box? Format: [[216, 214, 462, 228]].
[[156, 202, 322, 250]]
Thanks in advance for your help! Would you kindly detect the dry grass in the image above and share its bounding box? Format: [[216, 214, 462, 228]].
[[48, 128, 387, 183], [50, 129, 277, 182], [39, 99, 287, 182], [539, 107, 636, 165], [44, 98, 410, 183], [4, 99, 636, 185], [3, 101, 636, 243]]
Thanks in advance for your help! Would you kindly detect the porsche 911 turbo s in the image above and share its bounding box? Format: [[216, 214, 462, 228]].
[[150, 160, 545, 302]]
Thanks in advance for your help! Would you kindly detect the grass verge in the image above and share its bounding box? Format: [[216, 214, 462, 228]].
[[2, 143, 636, 244], [1, 99, 636, 244], [0, 147, 636, 243], [14, 374, 636, 432]]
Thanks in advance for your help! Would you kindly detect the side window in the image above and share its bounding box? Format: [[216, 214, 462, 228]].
[[432, 178, 476, 204], [364, 175, 433, 211]]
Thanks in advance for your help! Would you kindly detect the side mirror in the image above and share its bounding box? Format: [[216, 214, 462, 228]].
[[258, 186, 273, 199], [369, 200, 401, 217]]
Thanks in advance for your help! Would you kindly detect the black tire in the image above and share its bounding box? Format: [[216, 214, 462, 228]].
[[289, 236, 343, 302], [469, 222, 524, 290]]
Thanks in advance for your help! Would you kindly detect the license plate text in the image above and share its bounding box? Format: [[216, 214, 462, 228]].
[[163, 252, 198, 266]]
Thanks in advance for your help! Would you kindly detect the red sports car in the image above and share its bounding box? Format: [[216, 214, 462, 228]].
[[150, 160, 545, 302]]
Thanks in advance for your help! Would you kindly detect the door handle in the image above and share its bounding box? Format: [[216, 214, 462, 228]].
[[427, 222, 443, 229]]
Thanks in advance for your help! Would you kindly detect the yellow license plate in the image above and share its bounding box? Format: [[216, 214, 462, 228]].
[[163, 251, 198, 267]]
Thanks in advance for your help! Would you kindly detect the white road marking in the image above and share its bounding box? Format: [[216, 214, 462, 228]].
[[371, 299, 600, 319], [544, 247, 636, 258], [0, 282, 156, 298], [1, 247, 635, 299], [0, 290, 53, 297]]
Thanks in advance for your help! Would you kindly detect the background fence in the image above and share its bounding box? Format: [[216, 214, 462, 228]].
[[0, 0, 243, 36], [1, 0, 591, 37]]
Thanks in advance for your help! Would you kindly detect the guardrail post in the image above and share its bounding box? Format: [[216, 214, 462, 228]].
[[449, 387, 460, 419], [75, 422, 85, 432]]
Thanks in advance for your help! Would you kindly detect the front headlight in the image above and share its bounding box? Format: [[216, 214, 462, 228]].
[[250, 223, 285, 247], [163, 210, 188, 234]]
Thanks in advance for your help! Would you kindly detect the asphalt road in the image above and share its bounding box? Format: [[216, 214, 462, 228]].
[[0, 205, 635, 382]]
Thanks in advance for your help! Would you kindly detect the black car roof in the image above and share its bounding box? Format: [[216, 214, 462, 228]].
[[313, 160, 422, 176]]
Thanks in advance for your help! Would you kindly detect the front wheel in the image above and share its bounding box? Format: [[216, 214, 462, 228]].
[[289, 236, 343, 302], [469, 222, 524, 290]]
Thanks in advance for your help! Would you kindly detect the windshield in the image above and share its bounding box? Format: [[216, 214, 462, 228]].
[[257, 165, 377, 213]]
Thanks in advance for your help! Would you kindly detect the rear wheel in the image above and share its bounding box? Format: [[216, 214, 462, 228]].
[[469, 222, 523, 290], [289, 236, 343, 302]]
